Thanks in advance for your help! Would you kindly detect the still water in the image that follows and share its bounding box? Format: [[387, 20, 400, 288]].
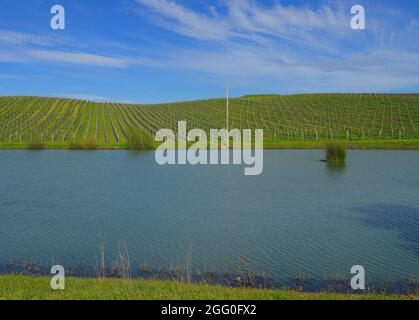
[[0, 150, 418, 288]]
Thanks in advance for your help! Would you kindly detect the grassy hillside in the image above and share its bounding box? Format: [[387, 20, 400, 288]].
[[0, 94, 418, 149], [0, 276, 416, 300]]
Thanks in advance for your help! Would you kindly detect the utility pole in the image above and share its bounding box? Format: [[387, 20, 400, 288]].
[[226, 81, 229, 132]]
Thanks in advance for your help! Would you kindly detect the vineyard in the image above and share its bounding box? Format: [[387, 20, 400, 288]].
[[0, 94, 418, 148]]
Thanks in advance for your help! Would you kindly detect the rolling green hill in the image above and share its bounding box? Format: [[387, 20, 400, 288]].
[[0, 94, 418, 149]]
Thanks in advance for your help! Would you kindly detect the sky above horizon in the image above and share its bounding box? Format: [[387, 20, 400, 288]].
[[0, 0, 418, 103]]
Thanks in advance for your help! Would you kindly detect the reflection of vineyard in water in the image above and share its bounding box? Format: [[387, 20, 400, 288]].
[[0, 94, 418, 145]]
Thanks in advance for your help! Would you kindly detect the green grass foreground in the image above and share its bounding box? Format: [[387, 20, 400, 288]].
[[0, 276, 417, 300]]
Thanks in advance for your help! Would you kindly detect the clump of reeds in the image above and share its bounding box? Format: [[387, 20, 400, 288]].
[[325, 141, 346, 163], [169, 263, 184, 281], [117, 242, 132, 280], [235, 257, 255, 287], [24, 261, 41, 275], [185, 245, 192, 284], [99, 241, 106, 279], [69, 137, 98, 150], [293, 273, 307, 292], [127, 127, 154, 150], [139, 262, 151, 273], [97, 241, 132, 280], [327, 273, 348, 293]]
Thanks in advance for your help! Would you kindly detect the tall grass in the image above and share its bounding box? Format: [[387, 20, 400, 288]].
[[99, 241, 106, 279], [96, 241, 132, 280], [325, 141, 346, 163], [185, 245, 193, 284], [127, 127, 154, 150], [117, 242, 132, 280]]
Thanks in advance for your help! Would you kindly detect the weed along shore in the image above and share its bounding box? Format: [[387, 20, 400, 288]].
[[0, 276, 417, 300]]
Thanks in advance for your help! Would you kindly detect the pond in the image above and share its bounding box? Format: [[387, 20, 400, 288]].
[[0, 150, 418, 291]]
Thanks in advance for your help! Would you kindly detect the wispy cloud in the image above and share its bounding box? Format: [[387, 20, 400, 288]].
[[48, 93, 113, 102], [131, 0, 373, 75], [153, 45, 419, 92], [131, 0, 419, 93], [0, 30, 59, 46], [134, 0, 351, 46], [0, 52, 20, 62], [1, 0, 418, 97], [407, 19, 419, 34], [0, 29, 138, 69], [28, 50, 130, 68], [0, 29, 153, 69], [131, 0, 358, 81], [134, 0, 232, 41]]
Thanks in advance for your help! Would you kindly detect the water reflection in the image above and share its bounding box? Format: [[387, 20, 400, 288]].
[[326, 161, 346, 171], [355, 204, 419, 256]]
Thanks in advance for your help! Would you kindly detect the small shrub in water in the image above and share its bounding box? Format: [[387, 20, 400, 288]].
[[325, 142, 346, 163]]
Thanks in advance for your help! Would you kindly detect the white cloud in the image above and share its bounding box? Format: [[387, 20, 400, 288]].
[[48, 93, 113, 102], [131, 0, 419, 93], [135, 0, 350, 45], [134, 0, 232, 41], [28, 50, 130, 68], [0, 51, 20, 62], [147, 44, 419, 93], [407, 19, 419, 34], [0, 30, 59, 46], [1, 1, 418, 94]]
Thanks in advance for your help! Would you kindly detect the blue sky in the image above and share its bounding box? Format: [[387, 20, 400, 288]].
[[0, 0, 418, 103]]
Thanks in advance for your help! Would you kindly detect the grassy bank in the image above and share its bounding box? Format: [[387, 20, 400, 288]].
[[1, 139, 419, 150], [0, 276, 417, 300], [263, 139, 419, 150]]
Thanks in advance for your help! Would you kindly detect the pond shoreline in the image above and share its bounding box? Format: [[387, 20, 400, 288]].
[[1, 263, 418, 295], [1, 139, 419, 150]]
